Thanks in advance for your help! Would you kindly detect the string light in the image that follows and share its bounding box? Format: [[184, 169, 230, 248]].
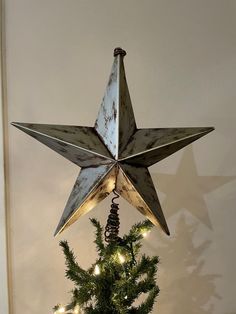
[[54, 304, 81, 314], [94, 264, 100, 275], [141, 229, 150, 238], [118, 253, 125, 264]]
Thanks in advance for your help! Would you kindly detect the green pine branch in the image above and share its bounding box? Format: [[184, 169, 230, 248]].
[[54, 219, 159, 314], [60, 240, 90, 285], [90, 218, 105, 256]]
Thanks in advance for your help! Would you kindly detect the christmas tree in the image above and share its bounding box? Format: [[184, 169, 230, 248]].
[[53, 218, 159, 314]]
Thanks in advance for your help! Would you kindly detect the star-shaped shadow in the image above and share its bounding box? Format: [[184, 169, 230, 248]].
[[153, 146, 236, 228], [149, 215, 221, 314]]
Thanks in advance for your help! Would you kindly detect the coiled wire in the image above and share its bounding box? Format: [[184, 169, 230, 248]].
[[104, 190, 120, 243]]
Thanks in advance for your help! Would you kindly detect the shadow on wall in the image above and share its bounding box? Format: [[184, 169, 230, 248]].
[[151, 214, 221, 314], [152, 146, 236, 229], [148, 146, 236, 314]]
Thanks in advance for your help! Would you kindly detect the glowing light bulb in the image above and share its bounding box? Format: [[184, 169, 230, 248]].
[[118, 253, 125, 264], [124, 295, 128, 299], [58, 307, 65, 313], [94, 264, 100, 275], [73, 305, 80, 314], [142, 229, 150, 238]]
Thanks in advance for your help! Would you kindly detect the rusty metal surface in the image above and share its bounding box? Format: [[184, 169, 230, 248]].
[[11, 123, 113, 167], [55, 164, 116, 235], [116, 164, 170, 235], [120, 127, 214, 166], [12, 48, 214, 236], [94, 53, 136, 159]]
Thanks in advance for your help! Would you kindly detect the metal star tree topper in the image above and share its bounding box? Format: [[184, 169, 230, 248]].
[[12, 47, 214, 237]]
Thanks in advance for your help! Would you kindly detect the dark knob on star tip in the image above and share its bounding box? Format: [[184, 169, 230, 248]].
[[113, 47, 127, 57]]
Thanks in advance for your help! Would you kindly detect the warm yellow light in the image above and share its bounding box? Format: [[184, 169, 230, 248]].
[[124, 295, 128, 299], [57, 307, 65, 313], [107, 178, 115, 190], [142, 230, 150, 238], [73, 305, 80, 314], [118, 253, 125, 264], [94, 264, 100, 275]]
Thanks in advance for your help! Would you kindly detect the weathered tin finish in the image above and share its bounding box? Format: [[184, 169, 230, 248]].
[[12, 123, 113, 167], [54, 163, 116, 235], [94, 54, 136, 159], [12, 48, 214, 236], [119, 127, 214, 166], [117, 55, 136, 155], [116, 164, 169, 235]]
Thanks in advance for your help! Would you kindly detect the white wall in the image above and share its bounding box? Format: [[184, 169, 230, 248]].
[[5, 0, 236, 313]]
